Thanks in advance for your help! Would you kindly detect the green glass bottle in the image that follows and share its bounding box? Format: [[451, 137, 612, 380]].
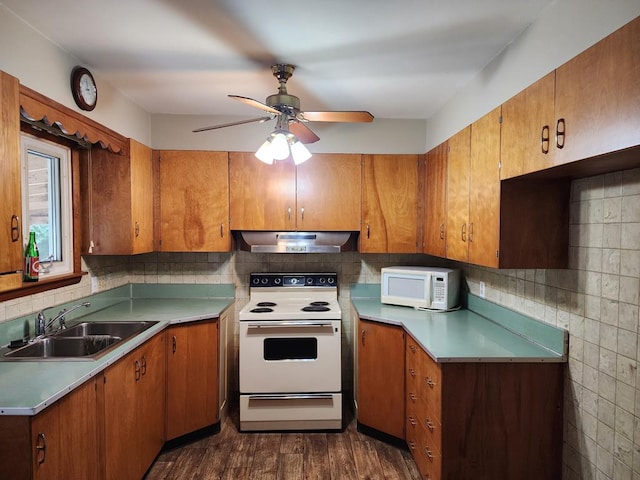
[[24, 231, 39, 282]]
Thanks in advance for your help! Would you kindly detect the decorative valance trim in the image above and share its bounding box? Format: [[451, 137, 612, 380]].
[[19, 85, 128, 155]]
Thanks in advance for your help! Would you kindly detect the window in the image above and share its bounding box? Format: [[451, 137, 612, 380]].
[[20, 133, 73, 278]]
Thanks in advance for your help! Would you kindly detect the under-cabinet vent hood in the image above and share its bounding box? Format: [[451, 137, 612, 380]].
[[236, 231, 357, 253]]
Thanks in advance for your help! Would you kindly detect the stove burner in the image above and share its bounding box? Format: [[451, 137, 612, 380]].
[[309, 301, 329, 306], [257, 302, 277, 307], [302, 305, 331, 312], [250, 307, 274, 313]]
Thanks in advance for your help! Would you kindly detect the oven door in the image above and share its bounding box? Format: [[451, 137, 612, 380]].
[[239, 320, 341, 393]]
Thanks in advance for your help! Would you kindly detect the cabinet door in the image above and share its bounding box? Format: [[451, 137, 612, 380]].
[[445, 126, 471, 262], [423, 142, 447, 257], [0, 71, 23, 283], [357, 318, 405, 439], [103, 334, 165, 480], [501, 72, 556, 178], [130, 139, 154, 254], [166, 321, 219, 440], [469, 106, 501, 268], [158, 150, 230, 251], [32, 379, 98, 480], [229, 152, 296, 230], [361, 154, 419, 253], [554, 16, 640, 165], [296, 153, 361, 231]]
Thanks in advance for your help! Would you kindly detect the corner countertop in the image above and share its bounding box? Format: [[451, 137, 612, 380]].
[[350, 284, 567, 364], [0, 283, 234, 416]]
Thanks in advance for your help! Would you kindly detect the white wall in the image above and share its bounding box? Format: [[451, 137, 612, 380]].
[[0, 5, 151, 145], [426, 0, 640, 151]]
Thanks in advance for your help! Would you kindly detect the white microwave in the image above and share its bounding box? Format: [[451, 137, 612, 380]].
[[381, 266, 460, 310]]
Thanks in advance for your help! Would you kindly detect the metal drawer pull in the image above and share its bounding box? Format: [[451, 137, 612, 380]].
[[425, 418, 435, 432], [134, 360, 141, 381], [409, 344, 416, 353], [172, 335, 177, 354], [556, 118, 566, 149], [461, 223, 466, 242], [425, 377, 435, 388], [425, 446, 434, 461], [35, 433, 46, 464], [468, 222, 474, 242], [408, 415, 416, 426], [409, 392, 417, 402], [409, 368, 416, 378], [248, 394, 333, 401], [248, 322, 333, 328], [408, 440, 416, 451], [541, 125, 550, 154], [301, 207, 305, 221], [220, 223, 224, 237]]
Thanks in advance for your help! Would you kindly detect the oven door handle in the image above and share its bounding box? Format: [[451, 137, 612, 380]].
[[246, 322, 335, 328], [248, 394, 334, 401]]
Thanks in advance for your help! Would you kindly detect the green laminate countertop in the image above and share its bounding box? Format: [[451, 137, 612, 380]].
[[351, 284, 567, 364], [0, 283, 234, 416]]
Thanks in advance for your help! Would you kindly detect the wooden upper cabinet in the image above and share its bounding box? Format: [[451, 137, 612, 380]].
[[229, 152, 296, 231], [445, 126, 471, 263], [554, 16, 640, 165], [469, 106, 501, 268], [296, 153, 361, 231], [84, 139, 153, 255], [157, 150, 230, 252], [500, 72, 556, 178], [361, 154, 419, 253], [423, 142, 447, 257], [229, 152, 361, 231], [0, 71, 23, 288]]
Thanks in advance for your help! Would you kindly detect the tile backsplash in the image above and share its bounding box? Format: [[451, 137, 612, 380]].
[[2, 167, 639, 480]]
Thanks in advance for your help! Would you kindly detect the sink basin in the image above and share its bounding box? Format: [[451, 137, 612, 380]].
[[4, 335, 121, 360], [54, 321, 157, 340], [2, 321, 159, 361]]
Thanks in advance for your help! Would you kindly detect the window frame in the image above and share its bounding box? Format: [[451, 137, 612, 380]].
[[20, 132, 74, 279]]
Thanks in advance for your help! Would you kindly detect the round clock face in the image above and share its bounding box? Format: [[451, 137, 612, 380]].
[[71, 66, 97, 111]]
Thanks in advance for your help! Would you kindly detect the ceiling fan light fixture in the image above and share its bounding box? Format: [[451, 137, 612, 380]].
[[271, 131, 290, 160], [255, 139, 274, 164], [290, 138, 312, 165]]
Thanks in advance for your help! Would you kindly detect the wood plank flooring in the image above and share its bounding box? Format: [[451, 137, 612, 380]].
[[144, 407, 421, 480]]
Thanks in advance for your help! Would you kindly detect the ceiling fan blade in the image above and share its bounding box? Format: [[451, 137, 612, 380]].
[[192, 116, 272, 133], [289, 121, 320, 144], [301, 111, 374, 123], [229, 95, 281, 115]]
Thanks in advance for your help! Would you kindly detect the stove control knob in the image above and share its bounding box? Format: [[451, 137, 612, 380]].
[[252, 277, 260, 285], [273, 277, 282, 285], [319, 277, 326, 284], [327, 277, 335, 285], [306, 277, 314, 285], [290, 278, 299, 285], [261, 277, 268, 285]]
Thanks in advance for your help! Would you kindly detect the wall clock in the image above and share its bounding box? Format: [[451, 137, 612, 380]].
[[70, 66, 97, 111]]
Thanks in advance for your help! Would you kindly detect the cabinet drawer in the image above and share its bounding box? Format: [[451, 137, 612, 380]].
[[419, 437, 442, 480], [419, 407, 441, 453], [420, 355, 441, 420]]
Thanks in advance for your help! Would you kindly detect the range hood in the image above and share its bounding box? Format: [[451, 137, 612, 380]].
[[236, 231, 358, 253]]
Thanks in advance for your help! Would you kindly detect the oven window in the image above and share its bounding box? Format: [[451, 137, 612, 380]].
[[264, 338, 318, 360]]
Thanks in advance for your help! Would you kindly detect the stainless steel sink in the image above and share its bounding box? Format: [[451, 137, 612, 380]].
[[2, 321, 159, 361], [4, 335, 121, 359], [54, 321, 157, 340]]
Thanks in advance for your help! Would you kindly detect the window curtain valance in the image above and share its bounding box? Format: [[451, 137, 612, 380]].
[[19, 85, 128, 155]]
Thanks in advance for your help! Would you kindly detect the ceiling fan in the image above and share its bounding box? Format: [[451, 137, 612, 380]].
[[192, 64, 374, 144]]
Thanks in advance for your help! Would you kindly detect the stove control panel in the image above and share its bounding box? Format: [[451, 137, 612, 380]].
[[249, 273, 338, 288]]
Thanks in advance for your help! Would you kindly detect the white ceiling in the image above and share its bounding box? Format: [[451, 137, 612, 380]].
[[1, 0, 556, 121]]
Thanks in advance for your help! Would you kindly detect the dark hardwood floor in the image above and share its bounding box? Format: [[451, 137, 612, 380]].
[[145, 406, 421, 480]]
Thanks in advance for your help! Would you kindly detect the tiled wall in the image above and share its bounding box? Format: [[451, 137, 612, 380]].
[[2, 167, 639, 479]]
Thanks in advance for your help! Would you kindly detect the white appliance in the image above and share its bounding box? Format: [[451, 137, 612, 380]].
[[239, 273, 342, 432], [381, 266, 460, 310]]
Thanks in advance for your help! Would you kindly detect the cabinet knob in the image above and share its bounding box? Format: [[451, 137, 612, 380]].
[[425, 377, 436, 388], [425, 446, 434, 461], [10, 215, 20, 242], [35, 432, 47, 464], [425, 417, 435, 432]]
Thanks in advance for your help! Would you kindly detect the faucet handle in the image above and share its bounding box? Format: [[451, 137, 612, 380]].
[[35, 307, 53, 336]]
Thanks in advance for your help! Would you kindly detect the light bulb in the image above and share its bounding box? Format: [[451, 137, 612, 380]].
[[255, 140, 274, 164], [290, 140, 312, 165], [271, 132, 290, 160]]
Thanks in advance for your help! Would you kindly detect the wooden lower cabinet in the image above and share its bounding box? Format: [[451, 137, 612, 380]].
[[166, 320, 219, 440], [356, 318, 405, 439], [102, 333, 165, 480], [405, 336, 563, 480], [0, 378, 99, 480]]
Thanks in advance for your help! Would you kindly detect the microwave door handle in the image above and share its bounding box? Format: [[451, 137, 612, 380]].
[[425, 273, 432, 308]]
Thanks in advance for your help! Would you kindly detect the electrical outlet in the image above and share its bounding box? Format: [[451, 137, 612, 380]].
[[479, 281, 486, 298]]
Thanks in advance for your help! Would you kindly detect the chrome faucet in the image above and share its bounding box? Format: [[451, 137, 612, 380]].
[[35, 302, 91, 337]]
